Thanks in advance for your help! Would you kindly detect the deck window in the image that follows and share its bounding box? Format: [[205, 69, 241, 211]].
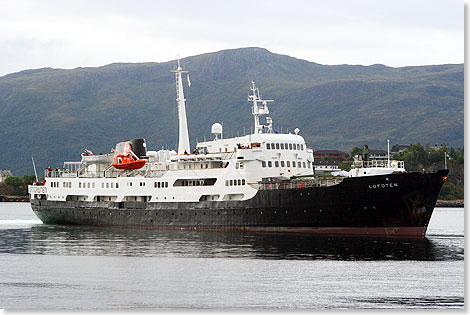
[[266, 143, 271, 150], [287, 161, 291, 167], [262, 161, 266, 167], [281, 161, 285, 167], [289, 143, 292, 150], [303, 162, 306, 168], [280, 143, 284, 150], [292, 161, 296, 167], [276, 143, 280, 150], [268, 161, 272, 167], [275, 161, 279, 167]]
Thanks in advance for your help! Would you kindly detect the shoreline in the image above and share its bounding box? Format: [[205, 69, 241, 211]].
[[435, 200, 464, 208], [0, 195, 464, 207]]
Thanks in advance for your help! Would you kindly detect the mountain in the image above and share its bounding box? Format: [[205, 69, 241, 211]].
[[0, 47, 463, 176]]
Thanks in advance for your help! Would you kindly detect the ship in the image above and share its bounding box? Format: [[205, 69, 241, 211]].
[[28, 61, 448, 238]]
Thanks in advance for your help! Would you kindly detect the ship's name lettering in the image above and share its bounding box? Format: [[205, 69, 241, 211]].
[[368, 183, 398, 189]]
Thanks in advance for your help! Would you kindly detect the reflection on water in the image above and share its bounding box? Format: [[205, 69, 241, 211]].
[[0, 224, 463, 261]]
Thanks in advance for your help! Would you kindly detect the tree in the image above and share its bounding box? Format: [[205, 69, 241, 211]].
[[22, 174, 36, 186], [349, 146, 363, 159], [4, 176, 23, 188]]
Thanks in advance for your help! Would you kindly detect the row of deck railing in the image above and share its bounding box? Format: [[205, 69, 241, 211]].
[[260, 177, 344, 190]]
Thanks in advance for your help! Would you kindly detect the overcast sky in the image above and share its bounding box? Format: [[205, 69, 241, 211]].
[[0, 0, 463, 76]]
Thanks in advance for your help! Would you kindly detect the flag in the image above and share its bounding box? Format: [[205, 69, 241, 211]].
[[187, 74, 191, 87]]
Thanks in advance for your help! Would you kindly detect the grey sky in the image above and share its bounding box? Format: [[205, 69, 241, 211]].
[[0, 0, 463, 76]]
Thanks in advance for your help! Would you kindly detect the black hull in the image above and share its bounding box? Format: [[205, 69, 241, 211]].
[[30, 170, 448, 238]]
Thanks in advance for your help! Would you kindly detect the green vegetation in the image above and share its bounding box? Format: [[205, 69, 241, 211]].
[[0, 48, 463, 176], [392, 144, 463, 200], [0, 175, 36, 196]]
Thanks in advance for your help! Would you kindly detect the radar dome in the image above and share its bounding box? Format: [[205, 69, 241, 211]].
[[294, 128, 300, 135], [211, 123, 223, 136]]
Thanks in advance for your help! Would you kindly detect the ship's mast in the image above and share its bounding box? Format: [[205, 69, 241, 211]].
[[172, 59, 190, 154], [248, 81, 273, 134]]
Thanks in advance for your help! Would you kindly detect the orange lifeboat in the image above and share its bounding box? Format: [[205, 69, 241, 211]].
[[112, 143, 146, 170]]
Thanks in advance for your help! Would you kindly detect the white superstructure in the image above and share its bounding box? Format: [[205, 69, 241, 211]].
[[29, 63, 314, 203]]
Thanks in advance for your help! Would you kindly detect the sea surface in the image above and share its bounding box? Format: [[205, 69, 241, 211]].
[[0, 203, 464, 309]]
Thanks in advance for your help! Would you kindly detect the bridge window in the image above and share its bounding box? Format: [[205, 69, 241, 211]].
[[281, 161, 285, 167], [287, 161, 291, 167], [268, 161, 272, 167], [289, 143, 293, 150], [292, 161, 296, 167], [276, 143, 280, 150], [301, 144, 304, 150], [275, 161, 279, 167], [262, 161, 266, 167], [280, 143, 284, 150], [303, 162, 306, 168]]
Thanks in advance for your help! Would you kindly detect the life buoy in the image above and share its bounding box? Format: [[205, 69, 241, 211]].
[[391, 160, 398, 168]]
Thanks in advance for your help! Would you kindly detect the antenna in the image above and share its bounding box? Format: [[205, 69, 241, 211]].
[[387, 139, 390, 168], [31, 156, 38, 182]]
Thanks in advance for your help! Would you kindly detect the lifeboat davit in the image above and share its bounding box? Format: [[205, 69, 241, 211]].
[[112, 142, 147, 170]]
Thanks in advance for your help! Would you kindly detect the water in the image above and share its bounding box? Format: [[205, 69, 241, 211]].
[[0, 203, 464, 309]]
